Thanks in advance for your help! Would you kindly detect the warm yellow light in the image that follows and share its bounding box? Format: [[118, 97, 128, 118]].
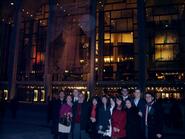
[[104, 56, 113, 63], [155, 45, 173, 61], [80, 60, 84, 63], [104, 32, 133, 45], [166, 93, 169, 98], [95, 58, 98, 62], [4, 90, 8, 100], [65, 70, 69, 73], [41, 90, 45, 102], [34, 90, 38, 102]]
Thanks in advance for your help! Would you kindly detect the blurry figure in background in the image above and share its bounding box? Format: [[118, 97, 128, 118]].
[[121, 88, 130, 102], [59, 95, 73, 139], [125, 98, 142, 139], [72, 92, 90, 139], [144, 92, 163, 139], [133, 89, 146, 138], [10, 95, 19, 119], [88, 96, 100, 139], [97, 95, 111, 139], [73, 89, 79, 103], [51, 91, 61, 139], [111, 96, 127, 139]]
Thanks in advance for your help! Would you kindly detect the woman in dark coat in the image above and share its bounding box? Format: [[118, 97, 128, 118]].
[[88, 96, 100, 139], [125, 98, 142, 139], [97, 95, 111, 139]]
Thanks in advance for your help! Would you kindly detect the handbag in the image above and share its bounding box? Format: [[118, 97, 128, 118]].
[[59, 116, 71, 126], [58, 116, 71, 133], [58, 123, 71, 133]]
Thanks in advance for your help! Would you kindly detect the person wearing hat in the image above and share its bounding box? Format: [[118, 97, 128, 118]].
[[144, 92, 163, 139]]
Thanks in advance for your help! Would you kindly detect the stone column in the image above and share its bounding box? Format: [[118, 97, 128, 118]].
[[44, 0, 56, 100], [8, 0, 22, 99], [137, 0, 147, 94], [88, 0, 97, 96]]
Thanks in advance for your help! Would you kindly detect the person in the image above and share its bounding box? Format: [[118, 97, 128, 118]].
[[121, 88, 130, 102], [125, 98, 142, 139], [73, 89, 79, 103], [88, 96, 100, 139], [72, 92, 90, 139], [144, 92, 163, 139], [97, 95, 111, 139], [111, 96, 127, 139], [59, 90, 66, 104], [133, 89, 146, 138], [59, 95, 73, 139], [51, 91, 61, 139]]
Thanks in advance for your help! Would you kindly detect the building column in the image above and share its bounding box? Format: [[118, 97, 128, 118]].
[[8, 0, 22, 99], [45, 0, 56, 100], [137, 0, 147, 94], [88, 0, 97, 96], [98, 8, 104, 81]]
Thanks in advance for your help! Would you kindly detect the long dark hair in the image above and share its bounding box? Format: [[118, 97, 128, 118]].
[[101, 95, 110, 108], [115, 95, 125, 111]]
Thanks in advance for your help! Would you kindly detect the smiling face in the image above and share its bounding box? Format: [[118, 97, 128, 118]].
[[134, 89, 141, 98], [92, 98, 97, 106], [73, 89, 79, 97], [125, 99, 132, 109], [121, 88, 128, 97], [66, 95, 72, 103], [59, 91, 65, 99], [78, 93, 85, 103], [145, 93, 154, 104], [102, 96, 108, 105], [116, 98, 122, 106]]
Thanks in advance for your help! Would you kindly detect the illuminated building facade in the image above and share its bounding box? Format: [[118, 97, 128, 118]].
[[0, 0, 185, 103]]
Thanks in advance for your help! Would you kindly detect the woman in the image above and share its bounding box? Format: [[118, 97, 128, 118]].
[[125, 98, 141, 139], [111, 96, 127, 139], [59, 95, 73, 139], [88, 96, 100, 139], [97, 95, 111, 139]]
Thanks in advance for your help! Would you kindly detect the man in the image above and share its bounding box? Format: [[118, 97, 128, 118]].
[[121, 88, 130, 101], [72, 92, 90, 139], [133, 89, 146, 138], [133, 89, 146, 116], [59, 90, 65, 104], [73, 89, 79, 103], [144, 92, 163, 139]]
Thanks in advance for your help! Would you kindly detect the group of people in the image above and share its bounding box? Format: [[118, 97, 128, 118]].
[[49, 88, 163, 139]]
